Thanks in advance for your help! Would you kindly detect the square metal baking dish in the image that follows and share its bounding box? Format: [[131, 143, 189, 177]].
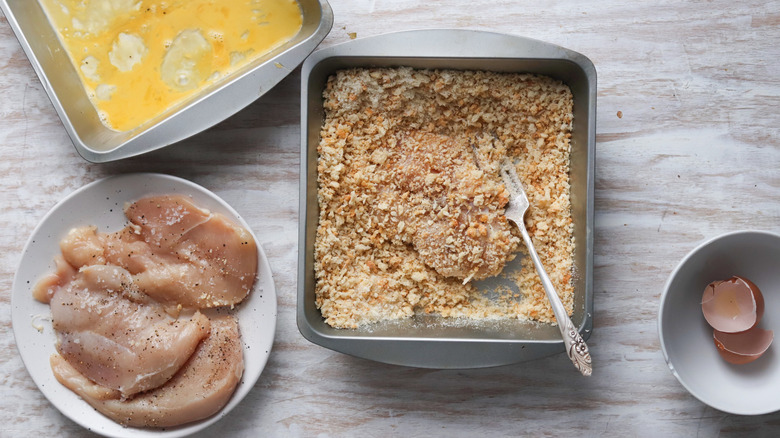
[[298, 29, 595, 369], [0, 0, 332, 162]]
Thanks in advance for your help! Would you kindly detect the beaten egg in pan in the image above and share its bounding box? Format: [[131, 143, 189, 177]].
[[39, 0, 303, 131]]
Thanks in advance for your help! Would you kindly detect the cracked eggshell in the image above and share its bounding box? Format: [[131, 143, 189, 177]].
[[702, 276, 764, 333], [713, 327, 774, 365]]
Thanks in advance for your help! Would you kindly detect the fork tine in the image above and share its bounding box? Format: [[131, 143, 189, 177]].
[[499, 159, 529, 207], [470, 142, 484, 170]]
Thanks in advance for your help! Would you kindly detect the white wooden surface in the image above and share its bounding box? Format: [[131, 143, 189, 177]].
[[2, 1, 780, 436]]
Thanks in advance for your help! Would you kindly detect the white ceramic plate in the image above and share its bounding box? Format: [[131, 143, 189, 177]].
[[11, 173, 276, 437]]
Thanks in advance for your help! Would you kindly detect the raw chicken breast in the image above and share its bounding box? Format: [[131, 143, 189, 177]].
[[59, 226, 108, 268], [33, 193, 258, 427], [50, 264, 211, 398], [57, 195, 258, 308], [126, 196, 258, 308], [124, 195, 211, 250], [50, 315, 244, 428], [32, 255, 76, 304]]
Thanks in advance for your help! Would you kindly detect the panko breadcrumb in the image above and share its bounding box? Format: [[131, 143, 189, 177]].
[[315, 67, 574, 329]]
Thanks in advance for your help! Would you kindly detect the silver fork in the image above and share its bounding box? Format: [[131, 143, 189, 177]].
[[499, 160, 592, 376]]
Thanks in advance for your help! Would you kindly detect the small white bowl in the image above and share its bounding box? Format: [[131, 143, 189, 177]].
[[658, 230, 780, 415]]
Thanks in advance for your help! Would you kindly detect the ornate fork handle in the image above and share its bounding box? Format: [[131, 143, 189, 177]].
[[518, 226, 593, 376], [518, 225, 592, 376], [500, 161, 592, 376]]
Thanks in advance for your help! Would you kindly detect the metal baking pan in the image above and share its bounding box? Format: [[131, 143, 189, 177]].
[[298, 29, 596, 369], [0, 0, 333, 162]]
